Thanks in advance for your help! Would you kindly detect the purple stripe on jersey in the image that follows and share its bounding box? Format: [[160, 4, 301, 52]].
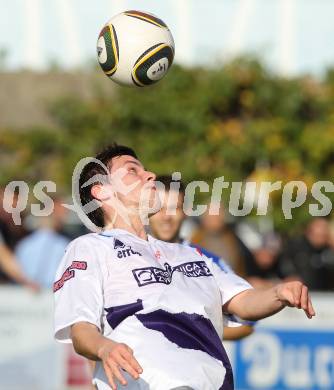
[[136, 310, 233, 390], [105, 299, 143, 329]]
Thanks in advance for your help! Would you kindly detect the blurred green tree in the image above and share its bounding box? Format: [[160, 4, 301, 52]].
[[1, 57, 333, 232]]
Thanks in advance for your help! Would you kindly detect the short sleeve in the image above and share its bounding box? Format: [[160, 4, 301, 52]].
[[53, 237, 104, 343], [205, 256, 253, 326], [215, 258, 234, 274], [206, 257, 252, 305]]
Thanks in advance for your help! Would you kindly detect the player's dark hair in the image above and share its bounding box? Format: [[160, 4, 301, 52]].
[[79, 143, 138, 228], [156, 175, 185, 196]]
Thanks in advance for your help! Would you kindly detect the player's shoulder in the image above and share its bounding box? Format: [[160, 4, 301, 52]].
[[65, 232, 107, 252], [152, 237, 205, 259], [189, 243, 220, 262], [188, 243, 233, 273]]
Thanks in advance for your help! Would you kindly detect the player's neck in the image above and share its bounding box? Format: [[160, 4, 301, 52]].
[[104, 214, 148, 241], [169, 236, 182, 244]]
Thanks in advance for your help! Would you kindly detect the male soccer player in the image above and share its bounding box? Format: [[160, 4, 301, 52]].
[[149, 175, 254, 341], [54, 144, 315, 390]]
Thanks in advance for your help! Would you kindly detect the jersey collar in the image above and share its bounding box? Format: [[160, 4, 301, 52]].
[[100, 228, 157, 244]]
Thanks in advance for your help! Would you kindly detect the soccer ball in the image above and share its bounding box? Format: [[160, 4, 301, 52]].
[[97, 10, 175, 87]]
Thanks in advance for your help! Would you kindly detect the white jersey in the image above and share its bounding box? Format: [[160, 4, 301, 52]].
[[54, 228, 252, 390]]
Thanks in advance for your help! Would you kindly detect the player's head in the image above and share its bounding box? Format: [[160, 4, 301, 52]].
[[79, 144, 158, 228], [305, 217, 330, 249], [201, 202, 226, 233], [149, 175, 185, 243]]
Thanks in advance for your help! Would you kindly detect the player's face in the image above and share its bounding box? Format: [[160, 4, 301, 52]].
[[108, 154, 159, 213], [306, 218, 330, 248], [150, 189, 185, 242]]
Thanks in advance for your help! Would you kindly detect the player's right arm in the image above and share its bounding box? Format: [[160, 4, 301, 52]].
[[71, 321, 142, 389], [54, 236, 142, 390]]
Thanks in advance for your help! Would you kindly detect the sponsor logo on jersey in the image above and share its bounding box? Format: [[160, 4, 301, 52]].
[[132, 261, 212, 287], [53, 261, 87, 292], [195, 247, 203, 256], [114, 238, 142, 259], [114, 239, 126, 249]]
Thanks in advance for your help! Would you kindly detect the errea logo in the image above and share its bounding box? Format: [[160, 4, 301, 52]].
[[114, 238, 142, 259], [114, 239, 126, 249]]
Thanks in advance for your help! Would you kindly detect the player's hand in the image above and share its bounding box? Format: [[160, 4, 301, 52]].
[[24, 280, 41, 293], [97, 340, 143, 389], [275, 281, 316, 319]]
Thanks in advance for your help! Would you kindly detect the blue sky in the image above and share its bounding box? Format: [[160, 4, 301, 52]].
[[0, 0, 333, 76]]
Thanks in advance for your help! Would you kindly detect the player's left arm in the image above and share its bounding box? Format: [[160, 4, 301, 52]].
[[223, 325, 254, 341], [223, 281, 316, 321]]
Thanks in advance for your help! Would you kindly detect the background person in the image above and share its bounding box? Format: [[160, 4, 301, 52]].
[[0, 186, 28, 249], [150, 174, 255, 340], [191, 205, 254, 278], [15, 197, 70, 289], [0, 230, 39, 290], [278, 217, 334, 291], [237, 224, 283, 289], [0, 187, 29, 283]]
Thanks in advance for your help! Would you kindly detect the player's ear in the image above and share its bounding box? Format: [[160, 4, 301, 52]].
[[91, 184, 111, 201]]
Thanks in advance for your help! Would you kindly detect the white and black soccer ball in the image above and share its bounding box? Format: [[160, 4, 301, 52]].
[[97, 10, 175, 87]]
